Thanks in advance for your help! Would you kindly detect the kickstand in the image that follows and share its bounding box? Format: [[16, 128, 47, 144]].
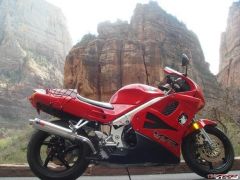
[[126, 167, 132, 180]]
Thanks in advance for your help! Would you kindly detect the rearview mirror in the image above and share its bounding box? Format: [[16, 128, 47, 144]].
[[182, 53, 189, 67]]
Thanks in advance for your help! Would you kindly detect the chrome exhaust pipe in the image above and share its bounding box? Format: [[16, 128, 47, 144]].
[[29, 118, 97, 154]]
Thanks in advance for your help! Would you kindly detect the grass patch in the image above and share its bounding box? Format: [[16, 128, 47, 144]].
[[0, 127, 33, 164]]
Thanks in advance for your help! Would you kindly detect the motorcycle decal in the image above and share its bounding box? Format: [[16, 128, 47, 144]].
[[144, 112, 176, 130], [178, 113, 188, 125], [153, 130, 178, 147]]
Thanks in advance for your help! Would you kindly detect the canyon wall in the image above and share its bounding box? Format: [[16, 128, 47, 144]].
[[64, 2, 220, 104], [218, 1, 240, 89], [218, 1, 240, 124], [0, 0, 72, 125]]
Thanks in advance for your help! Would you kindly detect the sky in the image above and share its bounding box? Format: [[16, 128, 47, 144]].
[[46, 0, 235, 74]]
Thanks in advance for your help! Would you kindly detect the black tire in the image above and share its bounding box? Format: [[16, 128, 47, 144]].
[[182, 125, 234, 178], [27, 120, 90, 180]]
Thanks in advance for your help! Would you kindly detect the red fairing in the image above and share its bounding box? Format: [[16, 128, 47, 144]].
[[131, 93, 204, 157], [164, 67, 205, 109], [129, 68, 207, 157]]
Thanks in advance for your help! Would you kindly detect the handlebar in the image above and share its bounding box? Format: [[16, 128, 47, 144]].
[[158, 84, 171, 91], [158, 75, 186, 94]]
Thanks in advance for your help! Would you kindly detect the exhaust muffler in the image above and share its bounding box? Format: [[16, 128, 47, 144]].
[[29, 118, 97, 154]]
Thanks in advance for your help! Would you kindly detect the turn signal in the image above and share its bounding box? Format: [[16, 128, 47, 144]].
[[193, 122, 200, 130]]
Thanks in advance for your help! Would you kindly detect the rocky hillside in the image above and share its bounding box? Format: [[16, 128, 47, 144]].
[[219, 1, 240, 89], [218, 1, 240, 124], [64, 2, 220, 104], [0, 0, 72, 125]]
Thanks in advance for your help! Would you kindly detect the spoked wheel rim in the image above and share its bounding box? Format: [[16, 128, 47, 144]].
[[37, 134, 82, 172], [190, 130, 230, 172]]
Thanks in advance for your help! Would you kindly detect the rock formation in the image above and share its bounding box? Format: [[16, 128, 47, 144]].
[[218, 1, 240, 124], [64, 2, 220, 103], [0, 0, 72, 125], [218, 1, 240, 89]]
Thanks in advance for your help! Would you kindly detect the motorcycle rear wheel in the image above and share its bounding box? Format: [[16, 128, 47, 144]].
[[182, 126, 234, 178], [27, 121, 90, 180]]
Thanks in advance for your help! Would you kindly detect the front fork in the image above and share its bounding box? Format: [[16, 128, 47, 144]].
[[186, 118, 217, 148], [198, 125, 214, 148]]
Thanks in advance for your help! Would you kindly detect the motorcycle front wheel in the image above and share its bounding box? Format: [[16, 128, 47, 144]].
[[182, 125, 234, 178], [27, 121, 90, 180]]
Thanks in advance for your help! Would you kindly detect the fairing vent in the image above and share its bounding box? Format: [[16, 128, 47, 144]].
[[144, 113, 176, 131], [162, 101, 179, 115]]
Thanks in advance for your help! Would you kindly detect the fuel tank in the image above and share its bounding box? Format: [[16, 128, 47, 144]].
[[109, 84, 164, 105]]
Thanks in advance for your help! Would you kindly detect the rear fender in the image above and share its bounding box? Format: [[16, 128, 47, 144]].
[[184, 119, 217, 137]]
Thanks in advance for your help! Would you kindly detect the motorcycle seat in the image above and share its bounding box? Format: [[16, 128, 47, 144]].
[[77, 95, 114, 110]]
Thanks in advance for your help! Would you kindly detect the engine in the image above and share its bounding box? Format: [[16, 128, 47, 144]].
[[122, 125, 137, 148]]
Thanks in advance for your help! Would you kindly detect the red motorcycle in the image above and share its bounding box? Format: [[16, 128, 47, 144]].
[[27, 54, 234, 180]]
